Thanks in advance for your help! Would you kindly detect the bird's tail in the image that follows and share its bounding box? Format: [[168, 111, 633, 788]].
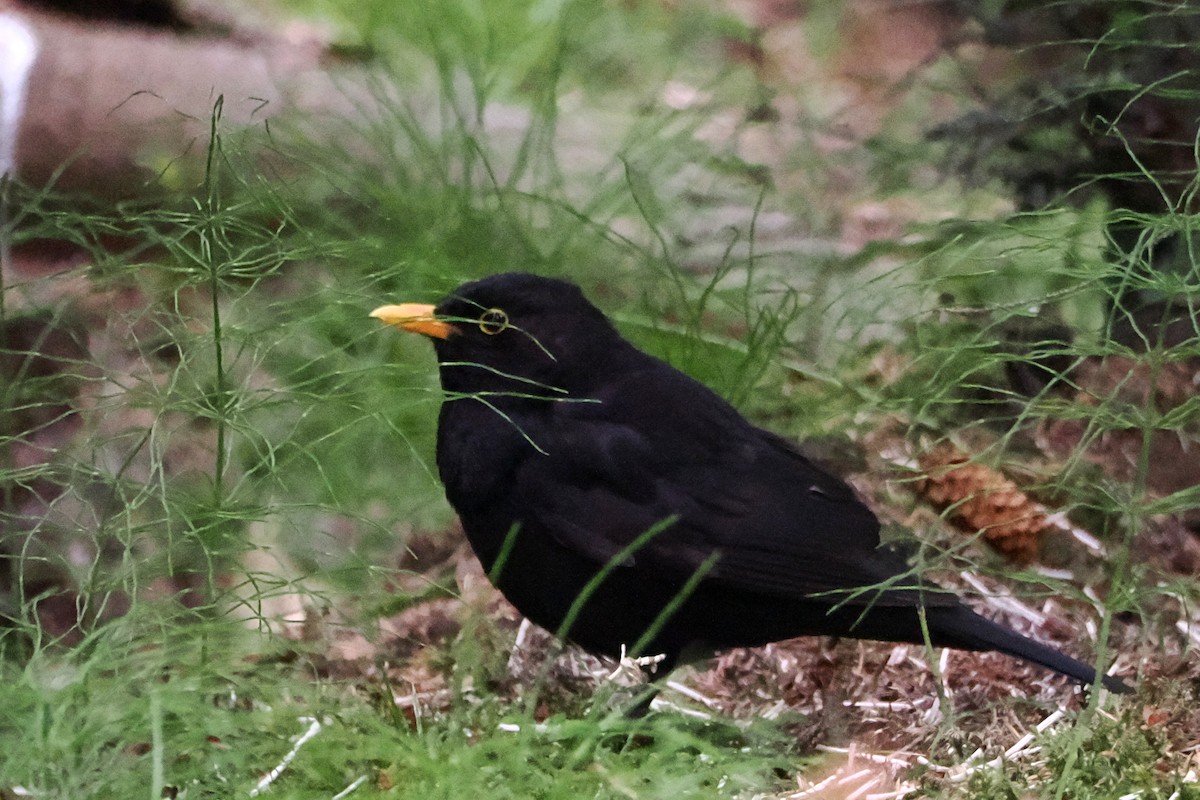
[[928, 605, 1132, 694]]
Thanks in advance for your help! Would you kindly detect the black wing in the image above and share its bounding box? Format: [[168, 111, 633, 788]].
[[514, 367, 951, 608]]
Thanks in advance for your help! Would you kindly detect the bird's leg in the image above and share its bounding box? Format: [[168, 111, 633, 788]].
[[622, 682, 661, 718], [600, 647, 671, 718]]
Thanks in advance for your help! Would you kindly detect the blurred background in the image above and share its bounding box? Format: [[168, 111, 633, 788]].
[[1, 1, 1198, 797]]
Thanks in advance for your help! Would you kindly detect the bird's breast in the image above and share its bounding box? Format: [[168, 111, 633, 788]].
[[436, 398, 542, 513]]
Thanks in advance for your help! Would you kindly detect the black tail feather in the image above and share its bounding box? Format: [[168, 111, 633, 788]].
[[928, 606, 1133, 694]]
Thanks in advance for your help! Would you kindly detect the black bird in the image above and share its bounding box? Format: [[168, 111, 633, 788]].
[[371, 272, 1131, 695]]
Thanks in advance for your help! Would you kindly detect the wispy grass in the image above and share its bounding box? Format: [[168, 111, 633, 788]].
[[0, 606, 798, 798], [2, 1, 1197, 797], [0, 2, 804, 797]]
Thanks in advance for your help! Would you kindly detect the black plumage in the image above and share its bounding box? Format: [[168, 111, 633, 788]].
[[371, 272, 1131, 695]]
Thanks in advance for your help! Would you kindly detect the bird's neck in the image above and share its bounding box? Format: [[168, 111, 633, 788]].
[[437, 363, 573, 407]]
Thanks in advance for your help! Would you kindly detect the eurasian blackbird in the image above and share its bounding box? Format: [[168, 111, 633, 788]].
[[371, 272, 1131, 695]]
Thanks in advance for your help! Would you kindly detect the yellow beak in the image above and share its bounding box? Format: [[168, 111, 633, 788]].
[[370, 303, 456, 340]]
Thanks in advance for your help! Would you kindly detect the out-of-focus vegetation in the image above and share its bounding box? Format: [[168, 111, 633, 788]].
[[1, 1, 1197, 797]]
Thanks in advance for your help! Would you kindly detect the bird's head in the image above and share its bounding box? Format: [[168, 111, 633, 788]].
[[371, 272, 629, 401]]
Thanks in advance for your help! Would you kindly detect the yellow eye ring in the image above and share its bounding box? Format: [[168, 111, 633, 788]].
[[478, 308, 509, 335]]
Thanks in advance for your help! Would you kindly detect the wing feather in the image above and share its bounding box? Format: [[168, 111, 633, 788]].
[[513, 369, 952, 608]]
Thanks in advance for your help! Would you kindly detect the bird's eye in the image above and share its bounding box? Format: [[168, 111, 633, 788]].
[[478, 308, 509, 335]]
